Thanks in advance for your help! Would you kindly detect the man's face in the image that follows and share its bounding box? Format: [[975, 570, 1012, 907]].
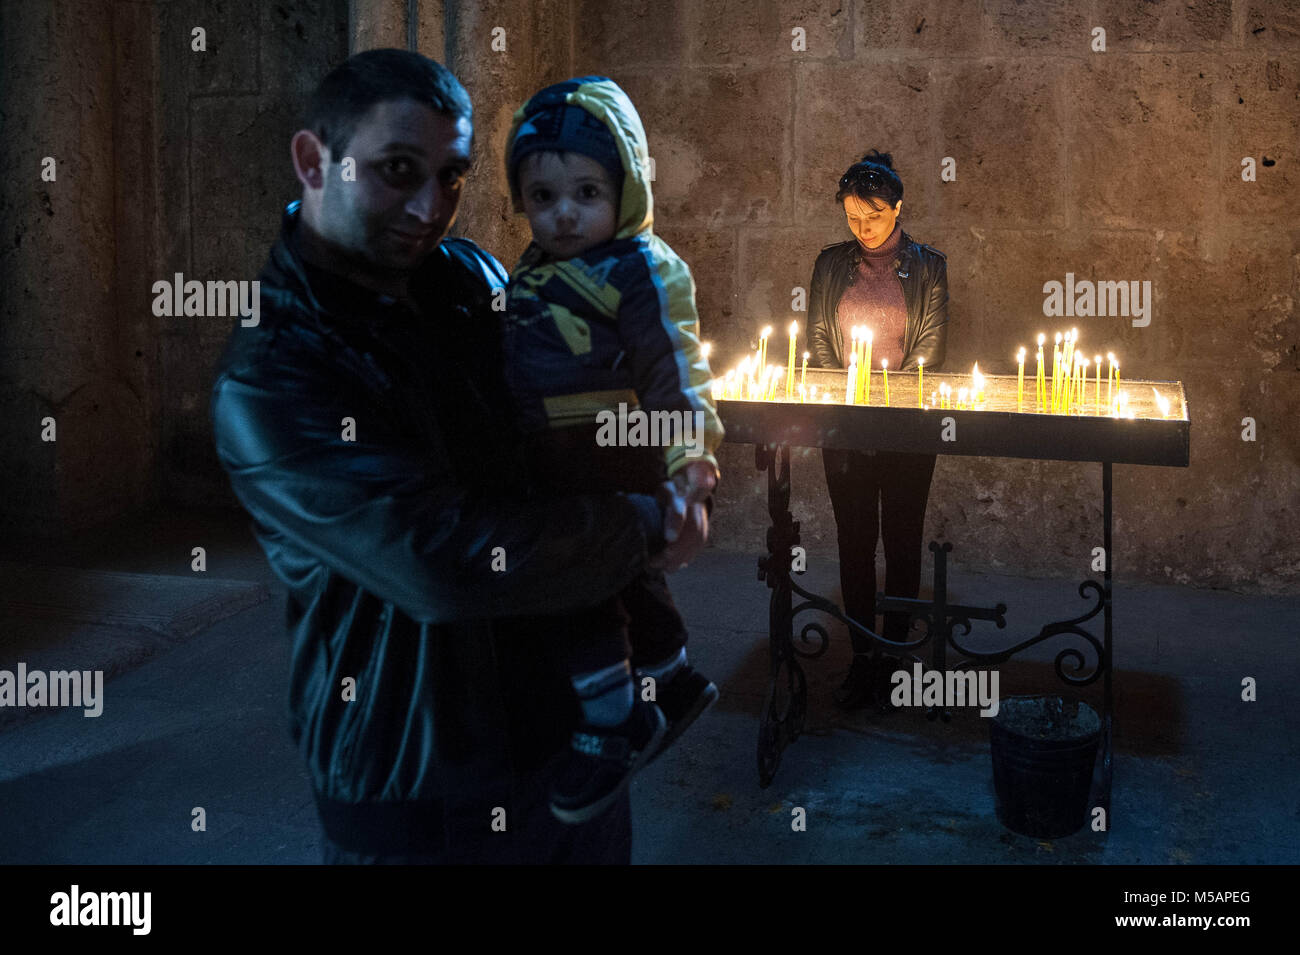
[[843, 194, 901, 249], [311, 98, 473, 274], [517, 151, 619, 259]]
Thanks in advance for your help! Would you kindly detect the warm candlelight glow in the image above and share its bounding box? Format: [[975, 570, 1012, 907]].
[[1152, 386, 1170, 418], [800, 350, 809, 396], [881, 358, 889, 406]]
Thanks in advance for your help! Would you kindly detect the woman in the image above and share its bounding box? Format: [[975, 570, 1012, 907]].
[[807, 150, 949, 709]]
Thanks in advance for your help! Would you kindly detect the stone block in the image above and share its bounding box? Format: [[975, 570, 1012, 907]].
[[687, 0, 852, 63], [932, 58, 1068, 229], [601, 69, 791, 227], [572, 0, 688, 67], [857, 0, 986, 56], [1219, 55, 1300, 223], [1094, 0, 1233, 52], [1066, 54, 1216, 230]]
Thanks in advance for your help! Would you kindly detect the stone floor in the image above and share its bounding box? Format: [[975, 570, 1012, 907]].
[[0, 506, 1296, 864]]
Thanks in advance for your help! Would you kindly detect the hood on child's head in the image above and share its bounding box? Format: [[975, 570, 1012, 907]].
[[505, 75, 654, 241]]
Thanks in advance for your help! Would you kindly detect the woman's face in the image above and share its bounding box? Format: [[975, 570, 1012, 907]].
[[843, 194, 902, 249]]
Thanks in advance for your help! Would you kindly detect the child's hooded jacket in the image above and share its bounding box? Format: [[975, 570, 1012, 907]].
[[503, 76, 723, 481]]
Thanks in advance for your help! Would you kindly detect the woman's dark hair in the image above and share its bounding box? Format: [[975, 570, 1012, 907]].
[[303, 48, 474, 158], [835, 149, 903, 209]]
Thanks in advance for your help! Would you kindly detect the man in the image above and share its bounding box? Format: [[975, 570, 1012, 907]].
[[210, 49, 707, 864]]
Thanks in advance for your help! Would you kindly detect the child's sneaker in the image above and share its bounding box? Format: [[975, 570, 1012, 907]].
[[549, 697, 666, 825], [645, 665, 718, 765]]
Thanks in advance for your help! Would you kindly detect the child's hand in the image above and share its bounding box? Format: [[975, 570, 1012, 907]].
[[673, 460, 719, 506], [660, 481, 688, 543]]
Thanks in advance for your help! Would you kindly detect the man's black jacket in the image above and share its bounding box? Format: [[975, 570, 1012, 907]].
[[210, 202, 662, 855], [806, 230, 949, 372]]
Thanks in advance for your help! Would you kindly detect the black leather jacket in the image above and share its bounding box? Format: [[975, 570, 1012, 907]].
[[210, 202, 662, 855], [807, 229, 949, 372]]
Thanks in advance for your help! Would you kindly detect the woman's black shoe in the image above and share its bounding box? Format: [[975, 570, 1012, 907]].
[[833, 654, 879, 710]]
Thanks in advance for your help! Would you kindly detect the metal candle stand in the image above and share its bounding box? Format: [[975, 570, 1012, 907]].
[[721, 370, 1190, 808]]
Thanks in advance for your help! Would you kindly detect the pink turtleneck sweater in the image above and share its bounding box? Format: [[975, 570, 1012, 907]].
[[834, 223, 907, 370]]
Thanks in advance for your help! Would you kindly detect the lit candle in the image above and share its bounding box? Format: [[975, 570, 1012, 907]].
[[800, 351, 809, 395], [971, 362, 985, 404], [1094, 354, 1102, 414], [958, 386, 969, 410], [881, 358, 889, 406], [1151, 386, 1170, 418], [1052, 332, 1063, 413], [786, 323, 797, 397], [845, 352, 858, 405], [916, 357, 924, 408], [1017, 347, 1025, 411], [1107, 353, 1115, 411], [1114, 361, 1121, 408], [861, 329, 873, 404], [1036, 334, 1046, 411], [767, 366, 782, 402], [849, 327, 860, 395], [759, 326, 772, 373], [1079, 358, 1090, 415]]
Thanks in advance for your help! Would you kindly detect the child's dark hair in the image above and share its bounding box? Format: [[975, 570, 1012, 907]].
[[303, 48, 473, 159], [835, 149, 903, 209]]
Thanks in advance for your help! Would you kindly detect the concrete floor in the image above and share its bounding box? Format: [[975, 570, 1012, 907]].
[[1, 506, 1297, 864]]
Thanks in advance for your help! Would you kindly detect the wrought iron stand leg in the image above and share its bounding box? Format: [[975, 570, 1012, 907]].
[[756, 444, 804, 788], [1100, 461, 1114, 816]]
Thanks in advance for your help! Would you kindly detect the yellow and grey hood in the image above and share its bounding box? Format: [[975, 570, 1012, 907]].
[[505, 75, 654, 240]]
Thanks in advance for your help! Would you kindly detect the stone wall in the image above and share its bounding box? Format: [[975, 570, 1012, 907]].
[[2, 0, 1296, 594]]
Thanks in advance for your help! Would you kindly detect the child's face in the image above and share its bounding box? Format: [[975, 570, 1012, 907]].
[[518, 151, 619, 258]]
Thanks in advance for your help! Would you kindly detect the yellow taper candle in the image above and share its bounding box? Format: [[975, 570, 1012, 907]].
[[917, 357, 924, 408], [1107, 353, 1115, 411], [845, 352, 858, 405], [1017, 347, 1026, 410], [800, 351, 809, 396], [1094, 354, 1102, 414], [786, 322, 797, 398], [1052, 332, 1062, 412], [862, 329, 873, 404], [881, 358, 890, 406]]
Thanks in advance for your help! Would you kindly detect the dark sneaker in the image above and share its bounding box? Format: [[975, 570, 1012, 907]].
[[645, 665, 718, 764], [549, 698, 667, 825]]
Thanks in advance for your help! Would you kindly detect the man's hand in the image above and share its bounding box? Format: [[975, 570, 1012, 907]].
[[651, 481, 708, 572]]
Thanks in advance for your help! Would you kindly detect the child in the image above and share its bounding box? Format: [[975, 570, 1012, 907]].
[[502, 76, 725, 824]]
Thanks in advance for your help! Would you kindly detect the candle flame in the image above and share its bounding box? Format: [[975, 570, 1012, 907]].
[[881, 358, 888, 369], [789, 321, 798, 336], [701, 342, 712, 360], [1038, 333, 1046, 346], [1018, 347, 1026, 361], [917, 357, 924, 367], [761, 326, 772, 337]]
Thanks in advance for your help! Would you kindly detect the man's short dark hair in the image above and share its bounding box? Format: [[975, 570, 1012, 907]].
[[303, 48, 474, 158]]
